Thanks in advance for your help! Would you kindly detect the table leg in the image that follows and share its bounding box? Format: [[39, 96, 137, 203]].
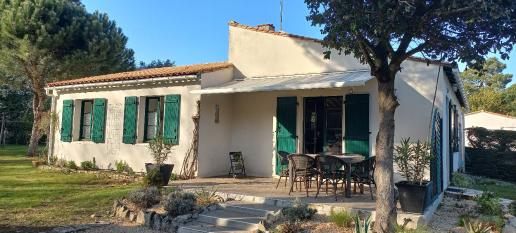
[[345, 163, 352, 198]]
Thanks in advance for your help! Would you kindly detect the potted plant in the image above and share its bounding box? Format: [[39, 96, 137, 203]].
[[145, 135, 174, 186], [394, 138, 434, 213]]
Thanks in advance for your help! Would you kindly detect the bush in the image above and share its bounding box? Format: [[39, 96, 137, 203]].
[[194, 188, 223, 207], [65, 160, 78, 170], [463, 218, 493, 233], [163, 191, 197, 217], [282, 199, 317, 222], [274, 221, 303, 233], [329, 210, 355, 228], [115, 160, 133, 173], [475, 191, 502, 215], [466, 127, 516, 152], [144, 168, 163, 187], [451, 172, 473, 188], [127, 187, 161, 209], [465, 147, 516, 182], [478, 215, 504, 232], [394, 138, 432, 184], [80, 160, 98, 170]]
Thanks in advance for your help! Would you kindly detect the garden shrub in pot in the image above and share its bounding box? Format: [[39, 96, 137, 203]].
[[394, 138, 434, 213], [145, 136, 175, 186]]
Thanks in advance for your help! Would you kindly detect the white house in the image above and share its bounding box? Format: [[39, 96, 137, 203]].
[[465, 110, 516, 131], [45, 22, 467, 199]]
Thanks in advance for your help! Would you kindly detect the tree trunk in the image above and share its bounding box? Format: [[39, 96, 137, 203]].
[[27, 87, 46, 156], [373, 75, 399, 233]]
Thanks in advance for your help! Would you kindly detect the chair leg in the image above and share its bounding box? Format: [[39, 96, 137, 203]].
[[325, 182, 329, 195], [276, 175, 282, 189], [353, 181, 357, 193], [333, 180, 338, 201], [305, 177, 309, 197], [289, 175, 296, 195], [284, 175, 288, 187], [368, 180, 374, 200], [315, 178, 324, 198]]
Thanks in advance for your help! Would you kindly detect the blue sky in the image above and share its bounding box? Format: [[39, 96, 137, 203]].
[[82, 0, 515, 85]]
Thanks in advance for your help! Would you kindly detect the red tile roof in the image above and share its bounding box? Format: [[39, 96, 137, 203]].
[[47, 62, 233, 87], [228, 21, 452, 67]]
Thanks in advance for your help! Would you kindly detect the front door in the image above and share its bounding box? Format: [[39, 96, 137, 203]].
[[276, 97, 297, 175], [303, 96, 343, 154], [344, 94, 370, 157]]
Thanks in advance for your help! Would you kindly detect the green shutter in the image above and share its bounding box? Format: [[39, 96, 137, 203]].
[[344, 94, 370, 157], [276, 97, 297, 175], [91, 98, 107, 143], [163, 95, 180, 145], [123, 96, 138, 144], [61, 100, 74, 142]]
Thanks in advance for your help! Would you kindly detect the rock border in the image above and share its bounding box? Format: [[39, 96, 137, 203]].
[[39, 165, 144, 182], [113, 200, 220, 232]]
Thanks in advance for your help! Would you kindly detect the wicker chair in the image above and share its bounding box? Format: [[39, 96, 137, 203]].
[[275, 151, 291, 189], [288, 154, 316, 197], [315, 155, 347, 200], [352, 156, 376, 200]]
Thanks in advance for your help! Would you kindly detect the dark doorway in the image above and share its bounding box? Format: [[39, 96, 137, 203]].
[[303, 96, 343, 154]]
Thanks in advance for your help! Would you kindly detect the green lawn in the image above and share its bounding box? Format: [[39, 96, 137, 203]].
[[0, 145, 139, 232]]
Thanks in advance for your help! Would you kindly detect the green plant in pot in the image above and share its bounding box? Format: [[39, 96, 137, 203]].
[[394, 138, 434, 213], [145, 135, 175, 186]]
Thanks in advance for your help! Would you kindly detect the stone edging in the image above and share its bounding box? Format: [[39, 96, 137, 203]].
[[113, 200, 220, 232], [39, 165, 144, 182]]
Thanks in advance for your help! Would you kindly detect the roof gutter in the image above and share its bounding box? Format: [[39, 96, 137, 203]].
[[45, 75, 199, 96]]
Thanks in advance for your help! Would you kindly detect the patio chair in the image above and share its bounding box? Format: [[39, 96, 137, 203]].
[[352, 156, 376, 200], [288, 154, 317, 197], [314, 155, 347, 200], [275, 151, 290, 189], [228, 151, 246, 178]]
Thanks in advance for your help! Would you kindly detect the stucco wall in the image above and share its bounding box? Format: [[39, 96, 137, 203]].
[[50, 81, 201, 173], [465, 111, 516, 131]]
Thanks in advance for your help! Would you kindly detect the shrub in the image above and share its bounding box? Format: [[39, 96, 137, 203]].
[[465, 147, 516, 182], [329, 210, 355, 228], [194, 188, 224, 207], [163, 191, 197, 217], [49, 155, 58, 165], [463, 218, 493, 233], [127, 187, 161, 209], [394, 138, 432, 184], [144, 168, 163, 187], [478, 215, 504, 232], [458, 214, 472, 227], [115, 160, 133, 173], [282, 198, 317, 222], [475, 191, 502, 215], [148, 135, 173, 165], [451, 172, 473, 188], [80, 160, 98, 170], [274, 221, 303, 233], [65, 161, 78, 170]]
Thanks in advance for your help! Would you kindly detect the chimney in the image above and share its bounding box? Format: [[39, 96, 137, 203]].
[[256, 24, 275, 31]]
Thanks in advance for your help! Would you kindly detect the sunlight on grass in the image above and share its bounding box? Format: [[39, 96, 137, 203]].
[[0, 145, 140, 228]]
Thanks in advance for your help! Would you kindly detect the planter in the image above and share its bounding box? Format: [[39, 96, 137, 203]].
[[395, 180, 433, 213], [145, 163, 174, 186]]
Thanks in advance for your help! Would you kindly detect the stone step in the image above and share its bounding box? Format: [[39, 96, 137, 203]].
[[197, 209, 264, 231], [178, 221, 249, 233], [219, 201, 282, 217]]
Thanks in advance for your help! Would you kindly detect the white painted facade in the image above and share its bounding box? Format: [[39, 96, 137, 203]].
[[465, 111, 516, 131], [47, 23, 466, 190]]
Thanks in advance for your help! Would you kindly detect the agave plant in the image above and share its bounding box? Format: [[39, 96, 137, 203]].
[[464, 218, 493, 233], [194, 187, 224, 207], [354, 215, 371, 233]]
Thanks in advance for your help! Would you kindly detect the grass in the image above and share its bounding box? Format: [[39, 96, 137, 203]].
[[329, 210, 355, 228], [0, 145, 139, 231], [452, 172, 516, 200]]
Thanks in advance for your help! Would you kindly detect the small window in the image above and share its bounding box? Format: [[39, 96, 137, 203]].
[[144, 97, 163, 141], [80, 100, 94, 140]]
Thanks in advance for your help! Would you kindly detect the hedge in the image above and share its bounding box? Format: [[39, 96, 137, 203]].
[[465, 147, 516, 182], [466, 127, 516, 152]]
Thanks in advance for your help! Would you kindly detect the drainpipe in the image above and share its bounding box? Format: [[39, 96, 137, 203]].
[[46, 90, 57, 164]]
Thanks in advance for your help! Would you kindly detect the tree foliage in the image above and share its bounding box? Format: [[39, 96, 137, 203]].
[[0, 0, 135, 155], [305, 1, 516, 232], [138, 59, 175, 69]]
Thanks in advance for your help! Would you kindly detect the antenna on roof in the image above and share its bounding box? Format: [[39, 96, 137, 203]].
[[279, 0, 284, 31]]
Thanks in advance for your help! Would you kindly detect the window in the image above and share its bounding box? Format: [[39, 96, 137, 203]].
[[80, 100, 94, 140], [144, 97, 163, 141]]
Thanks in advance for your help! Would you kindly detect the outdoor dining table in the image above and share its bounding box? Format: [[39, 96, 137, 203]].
[[288, 153, 364, 198]]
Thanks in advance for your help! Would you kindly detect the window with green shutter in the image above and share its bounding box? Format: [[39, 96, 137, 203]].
[[123, 96, 138, 144], [144, 97, 162, 141], [61, 100, 74, 142], [79, 100, 94, 140], [163, 95, 181, 145], [91, 98, 107, 143]]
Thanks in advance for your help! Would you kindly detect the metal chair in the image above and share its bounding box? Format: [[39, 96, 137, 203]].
[[315, 155, 347, 200], [275, 151, 290, 189], [228, 151, 246, 178], [352, 156, 376, 200], [288, 154, 316, 197]]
